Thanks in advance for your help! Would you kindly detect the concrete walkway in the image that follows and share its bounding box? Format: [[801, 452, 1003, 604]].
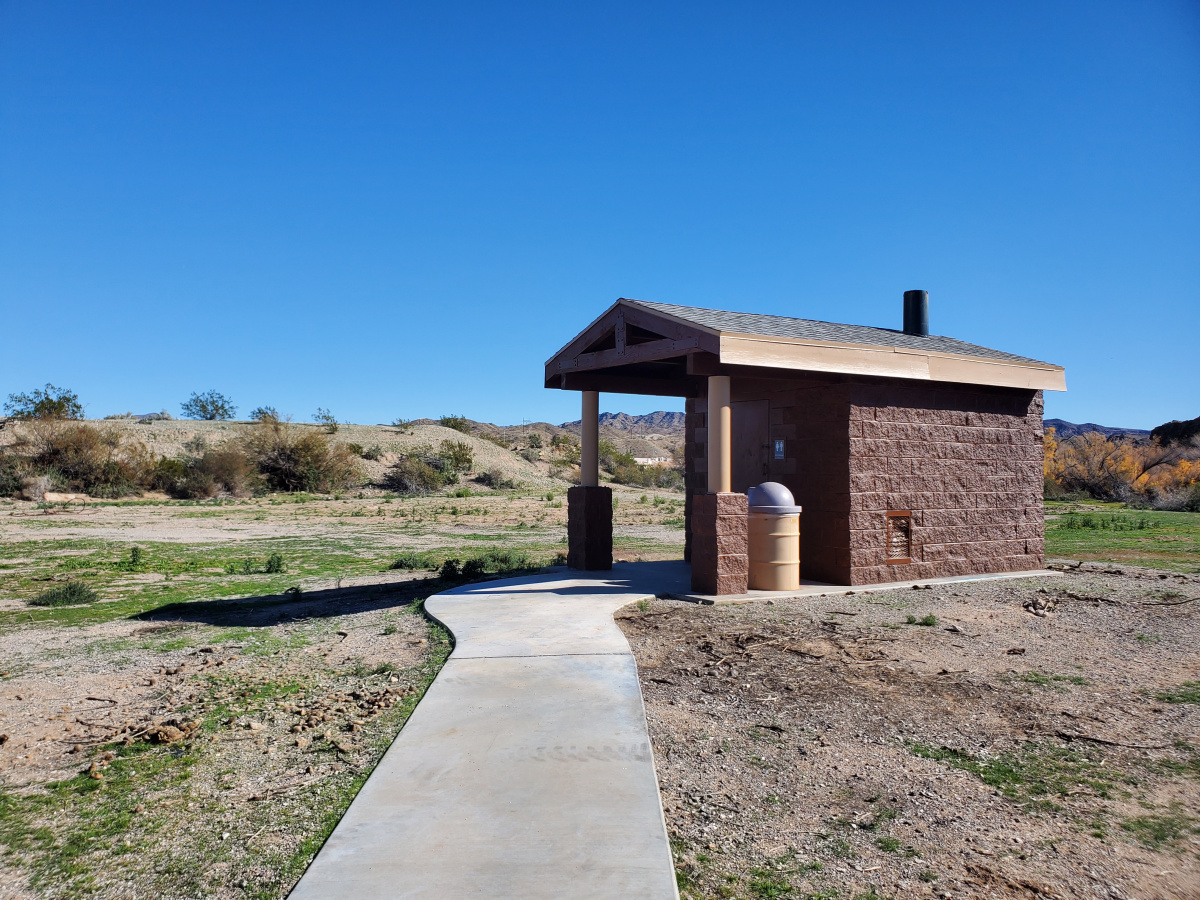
[[290, 562, 690, 900]]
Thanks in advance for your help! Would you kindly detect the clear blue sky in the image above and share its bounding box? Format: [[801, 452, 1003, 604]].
[[2, 1, 1197, 428]]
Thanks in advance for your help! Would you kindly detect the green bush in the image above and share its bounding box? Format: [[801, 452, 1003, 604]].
[[361, 444, 384, 460], [388, 551, 438, 570], [476, 469, 516, 490], [29, 581, 99, 607], [313, 408, 339, 434], [0, 451, 24, 497], [249, 406, 279, 422], [264, 553, 285, 574], [383, 455, 451, 495], [526, 433, 542, 449], [464, 548, 532, 578], [439, 558, 462, 580], [439, 415, 471, 434], [440, 440, 473, 472]]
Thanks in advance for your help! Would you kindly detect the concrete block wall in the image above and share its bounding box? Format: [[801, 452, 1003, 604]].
[[682, 372, 1044, 586], [846, 383, 1045, 584]]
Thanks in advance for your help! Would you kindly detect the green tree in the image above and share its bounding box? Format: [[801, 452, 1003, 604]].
[[4, 384, 84, 420], [181, 390, 236, 421]]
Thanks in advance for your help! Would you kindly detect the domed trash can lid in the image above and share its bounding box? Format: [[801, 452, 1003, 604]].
[[747, 482, 802, 515]]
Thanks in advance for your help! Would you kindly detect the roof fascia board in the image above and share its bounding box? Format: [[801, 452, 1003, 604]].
[[544, 300, 623, 367], [719, 334, 1067, 391]]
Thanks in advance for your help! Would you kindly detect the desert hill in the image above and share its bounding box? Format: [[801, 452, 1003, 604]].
[[1044, 418, 1150, 439]]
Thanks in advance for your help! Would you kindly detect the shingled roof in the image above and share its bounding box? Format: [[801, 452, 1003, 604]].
[[626, 299, 1054, 368], [546, 297, 1065, 393]]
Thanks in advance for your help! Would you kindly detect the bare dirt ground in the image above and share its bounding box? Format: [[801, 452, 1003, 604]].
[[0, 575, 448, 900], [0, 487, 687, 899], [619, 563, 1200, 900]]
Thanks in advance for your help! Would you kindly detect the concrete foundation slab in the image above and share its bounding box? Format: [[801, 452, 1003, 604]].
[[670, 568, 1061, 605]]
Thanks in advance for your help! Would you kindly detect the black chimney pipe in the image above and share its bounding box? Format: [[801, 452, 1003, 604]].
[[903, 290, 929, 336]]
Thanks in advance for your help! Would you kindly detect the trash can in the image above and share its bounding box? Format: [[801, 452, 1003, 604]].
[[747, 482, 801, 591]]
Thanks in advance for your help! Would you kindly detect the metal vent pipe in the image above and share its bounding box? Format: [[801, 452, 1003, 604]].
[[903, 290, 929, 336]]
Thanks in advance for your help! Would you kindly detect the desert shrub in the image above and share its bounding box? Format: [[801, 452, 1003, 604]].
[[137, 410, 173, 422], [526, 433, 542, 449], [392, 418, 415, 434], [242, 419, 361, 493], [439, 558, 462, 580], [0, 451, 24, 497], [463, 548, 533, 578], [148, 457, 189, 493], [440, 440, 473, 472], [249, 406, 279, 422], [29, 581, 99, 607], [347, 443, 365, 456], [5, 384, 83, 420], [388, 551, 438, 570], [475, 468, 516, 490], [439, 415, 471, 434], [520, 448, 540, 463], [361, 445, 384, 461], [20, 475, 53, 501], [26, 421, 149, 498], [181, 390, 236, 421], [264, 553, 285, 573], [313, 408, 339, 434], [383, 455, 450, 495], [178, 448, 260, 499]]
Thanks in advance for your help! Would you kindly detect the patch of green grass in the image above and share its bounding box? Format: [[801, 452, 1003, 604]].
[[907, 741, 1132, 809], [1044, 505, 1200, 572], [1120, 806, 1199, 849], [748, 868, 793, 898], [1154, 681, 1200, 704]]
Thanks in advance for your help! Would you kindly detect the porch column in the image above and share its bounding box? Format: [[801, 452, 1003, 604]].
[[580, 390, 599, 487], [691, 374, 748, 595], [567, 390, 612, 570], [707, 375, 731, 493]]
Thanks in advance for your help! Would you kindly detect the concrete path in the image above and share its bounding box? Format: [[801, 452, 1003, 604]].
[[290, 561, 690, 900]]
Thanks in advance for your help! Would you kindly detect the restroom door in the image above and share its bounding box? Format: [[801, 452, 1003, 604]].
[[730, 400, 769, 494]]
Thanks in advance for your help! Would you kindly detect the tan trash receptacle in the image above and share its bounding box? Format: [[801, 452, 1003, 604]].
[[747, 482, 801, 591]]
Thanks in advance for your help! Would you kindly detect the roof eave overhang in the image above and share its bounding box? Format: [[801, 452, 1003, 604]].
[[718, 332, 1066, 391], [545, 300, 1066, 393]]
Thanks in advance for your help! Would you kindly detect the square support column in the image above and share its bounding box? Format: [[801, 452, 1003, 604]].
[[567, 485, 612, 570], [568, 390, 610, 569], [690, 492, 748, 595], [707, 375, 731, 493]]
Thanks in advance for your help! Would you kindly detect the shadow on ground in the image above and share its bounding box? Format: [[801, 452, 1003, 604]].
[[133, 578, 441, 627]]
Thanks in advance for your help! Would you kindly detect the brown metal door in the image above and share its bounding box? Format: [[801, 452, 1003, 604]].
[[730, 400, 769, 494]]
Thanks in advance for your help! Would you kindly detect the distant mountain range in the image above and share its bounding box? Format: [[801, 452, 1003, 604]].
[[560, 411, 686, 433], [1044, 418, 1149, 439]]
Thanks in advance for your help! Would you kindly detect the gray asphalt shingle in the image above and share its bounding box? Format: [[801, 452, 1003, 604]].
[[626, 299, 1055, 367]]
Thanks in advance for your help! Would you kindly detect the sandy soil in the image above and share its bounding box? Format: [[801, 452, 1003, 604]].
[[619, 562, 1200, 900]]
